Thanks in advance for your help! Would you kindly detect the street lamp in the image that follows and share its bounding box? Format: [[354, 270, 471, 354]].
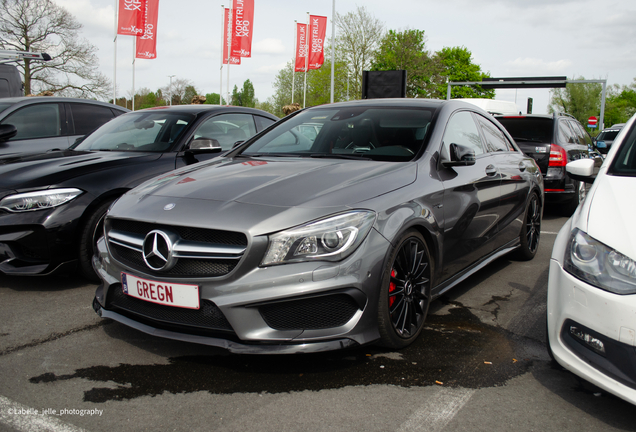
[[167, 75, 175, 106]]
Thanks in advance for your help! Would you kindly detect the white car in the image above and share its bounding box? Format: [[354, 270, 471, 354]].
[[547, 113, 636, 404]]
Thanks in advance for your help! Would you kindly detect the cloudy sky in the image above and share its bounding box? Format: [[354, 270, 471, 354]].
[[55, 0, 635, 114]]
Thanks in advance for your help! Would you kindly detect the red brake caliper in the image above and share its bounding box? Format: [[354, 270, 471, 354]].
[[389, 268, 397, 307]]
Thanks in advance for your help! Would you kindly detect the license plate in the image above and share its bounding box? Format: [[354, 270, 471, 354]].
[[121, 272, 200, 309]]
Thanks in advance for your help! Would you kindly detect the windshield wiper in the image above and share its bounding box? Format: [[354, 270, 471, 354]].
[[310, 153, 372, 160], [237, 153, 305, 158]]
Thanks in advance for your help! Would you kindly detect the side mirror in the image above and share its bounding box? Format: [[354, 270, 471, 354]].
[[566, 158, 596, 183], [186, 138, 222, 154], [232, 140, 245, 149], [0, 124, 18, 142], [442, 143, 476, 167]]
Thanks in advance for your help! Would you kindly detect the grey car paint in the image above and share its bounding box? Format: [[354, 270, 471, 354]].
[[93, 99, 543, 354]]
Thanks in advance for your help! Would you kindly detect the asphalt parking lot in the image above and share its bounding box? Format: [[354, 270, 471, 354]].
[[1, 208, 635, 432]]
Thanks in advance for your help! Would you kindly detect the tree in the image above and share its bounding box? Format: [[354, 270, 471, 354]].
[[335, 6, 384, 99], [183, 85, 200, 104], [371, 29, 440, 98], [431, 47, 495, 99], [0, 0, 110, 98], [204, 92, 222, 105], [160, 77, 192, 105], [604, 79, 636, 127], [548, 77, 602, 128]]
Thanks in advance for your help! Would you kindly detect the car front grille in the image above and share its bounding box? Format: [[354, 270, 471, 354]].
[[106, 284, 234, 332], [106, 218, 247, 278], [259, 294, 360, 331]]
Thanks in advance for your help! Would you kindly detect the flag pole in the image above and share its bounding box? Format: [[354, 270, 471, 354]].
[[330, 0, 335, 103], [303, 12, 308, 108], [132, 37, 136, 111], [220, 4, 224, 105], [291, 20, 296, 105], [226, 5, 232, 105], [113, 0, 118, 106]]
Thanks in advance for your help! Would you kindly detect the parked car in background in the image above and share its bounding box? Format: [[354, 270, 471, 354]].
[[496, 113, 597, 215], [0, 105, 278, 280], [93, 99, 543, 354], [547, 112, 636, 405], [0, 97, 129, 155], [595, 125, 625, 155]]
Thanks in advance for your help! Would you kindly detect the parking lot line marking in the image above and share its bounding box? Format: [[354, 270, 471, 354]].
[[0, 395, 88, 432], [398, 387, 476, 432]]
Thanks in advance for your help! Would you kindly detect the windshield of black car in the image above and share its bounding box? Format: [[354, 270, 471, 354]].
[[497, 117, 552, 143], [238, 107, 433, 162], [609, 125, 636, 177], [72, 111, 194, 152]]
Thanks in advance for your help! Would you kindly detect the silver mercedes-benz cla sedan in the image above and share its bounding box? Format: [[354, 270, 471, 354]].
[[93, 99, 544, 354]]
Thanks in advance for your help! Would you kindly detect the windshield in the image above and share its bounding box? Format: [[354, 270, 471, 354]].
[[609, 125, 636, 177], [239, 107, 433, 162], [72, 111, 194, 152], [597, 130, 620, 141], [497, 117, 552, 143]]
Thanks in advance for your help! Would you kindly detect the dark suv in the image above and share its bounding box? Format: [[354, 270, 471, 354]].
[[496, 113, 594, 214], [595, 125, 624, 155]]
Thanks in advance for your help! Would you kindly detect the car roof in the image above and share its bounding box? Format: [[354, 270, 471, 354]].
[[306, 98, 447, 110], [0, 96, 130, 112], [137, 104, 278, 117]]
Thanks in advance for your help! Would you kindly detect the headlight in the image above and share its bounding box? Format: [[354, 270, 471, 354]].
[[261, 210, 376, 266], [0, 188, 83, 212], [564, 228, 636, 295]]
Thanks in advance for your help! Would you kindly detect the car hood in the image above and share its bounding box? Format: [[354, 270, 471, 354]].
[[0, 150, 162, 190], [582, 173, 636, 260], [129, 156, 418, 209]]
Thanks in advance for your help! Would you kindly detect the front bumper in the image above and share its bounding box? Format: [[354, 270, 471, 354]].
[[547, 258, 636, 405], [93, 228, 391, 354]]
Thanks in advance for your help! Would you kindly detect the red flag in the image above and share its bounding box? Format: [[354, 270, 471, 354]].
[[223, 8, 241, 65], [136, 0, 159, 59], [294, 23, 308, 72], [117, 0, 145, 36], [231, 0, 254, 58], [308, 15, 327, 70]]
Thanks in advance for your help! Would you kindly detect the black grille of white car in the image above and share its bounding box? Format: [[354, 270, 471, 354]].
[[106, 219, 247, 277]]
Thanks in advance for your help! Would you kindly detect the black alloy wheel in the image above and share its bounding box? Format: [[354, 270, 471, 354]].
[[515, 193, 541, 261], [378, 230, 432, 348]]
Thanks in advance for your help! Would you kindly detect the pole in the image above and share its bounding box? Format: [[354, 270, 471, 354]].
[[132, 38, 136, 111], [226, 5, 232, 105], [220, 4, 224, 105], [303, 12, 310, 107], [113, 0, 117, 106], [330, 0, 335, 103], [600, 81, 607, 130], [168, 75, 175, 106], [292, 20, 296, 104]]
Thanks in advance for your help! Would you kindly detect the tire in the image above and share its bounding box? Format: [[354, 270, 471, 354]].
[[514, 193, 541, 261], [563, 180, 586, 216], [377, 230, 433, 349], [78, 199, 115, 282]]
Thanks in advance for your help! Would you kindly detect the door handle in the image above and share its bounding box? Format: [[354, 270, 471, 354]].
[[485, 165, 497, 176]]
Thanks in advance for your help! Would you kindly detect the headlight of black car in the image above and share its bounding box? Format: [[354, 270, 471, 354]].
[[0, 188, 83, 212], [564, 228, 636, 295], [261, 210, 376, 266]]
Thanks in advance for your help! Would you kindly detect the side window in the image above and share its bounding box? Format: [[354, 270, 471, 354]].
[[476, 115, 514, 152], [192, 113, 257, 150], [254, 115, 276, 132], [1, 103, 61, 140], [69, 103, 116, 135], [441, 111, 485, 159], [571, 120, 592, 146], [558, 119, 577, 144]]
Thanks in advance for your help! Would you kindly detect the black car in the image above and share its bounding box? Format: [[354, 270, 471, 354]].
[[92, 99, 544, 353], [0, 97, 129, 155], [0, 105, 278, 280], [595, 125, 624, 155], [496, 113, 595, 214]]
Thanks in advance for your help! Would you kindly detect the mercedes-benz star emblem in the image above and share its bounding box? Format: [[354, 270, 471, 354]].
[[142, 230, 177, 271], [164, 203, 176, 211]]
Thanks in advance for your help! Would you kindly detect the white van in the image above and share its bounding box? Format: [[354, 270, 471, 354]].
[[455, 98, 520, 115]]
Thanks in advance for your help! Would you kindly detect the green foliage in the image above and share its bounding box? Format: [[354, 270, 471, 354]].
[[371, 29, 439, 98], [230, 79, 257, 107], [548, 77, 602, 128], [204, 93, 222, 105], [604, 79, 636, 127], [183, 85, 199, 104], [431, 46, 495, 99]]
